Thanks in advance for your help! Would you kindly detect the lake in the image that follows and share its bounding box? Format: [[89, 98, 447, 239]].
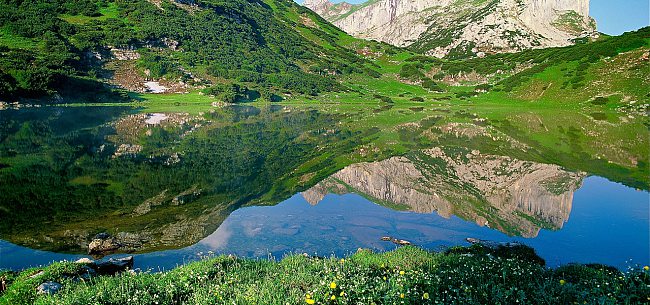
[[0, 104, 648, 271]]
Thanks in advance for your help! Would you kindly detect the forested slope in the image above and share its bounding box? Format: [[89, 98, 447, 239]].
[[0, 0, 388, 101]]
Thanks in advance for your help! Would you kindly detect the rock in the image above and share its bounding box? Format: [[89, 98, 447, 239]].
[[392, 239, 412, 246], [36, 282, 62, 295], [380, 236, 412, 246], [75, 257, 95, 264], [88, 233, 121, 256], [641, 52, 649, 61], [92, 256, 134, 275], [28, 270, 44, 279], [78, 266, 97, 280]]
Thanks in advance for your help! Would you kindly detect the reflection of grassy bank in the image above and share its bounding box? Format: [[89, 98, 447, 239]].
[[2, 246, 648, 305], [1, 95, 647, 253], [100, 68, 648, 190]]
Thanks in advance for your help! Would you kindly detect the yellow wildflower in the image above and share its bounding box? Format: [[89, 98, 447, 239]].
[[330, 282, 337, 289], [644, 266, 649, 271], [340, 259, 345, 263], [306, 294, 311, 299], [560, 279, 566, 285], [331, 295, 336, 300], [399, 270, 405, 275], [423, 293, 429, 300], [340, 291, 344, 297], [400, 293, 405, 298], [306, 299, 315, 305]]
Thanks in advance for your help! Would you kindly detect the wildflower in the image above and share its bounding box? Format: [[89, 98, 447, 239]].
[[331, 295, 336, 300], [306, 294, 311, 299], [399, 271, 405, 275], [400, 293, 405, 298], [423, 293, 429, 300], [644, 266, 649, 271], [340, 259, 345, 264], [306, 299, 315, 304], [560, 280, 566, 285], [340, 291, 344, 297], [330, 282, 337, 289]]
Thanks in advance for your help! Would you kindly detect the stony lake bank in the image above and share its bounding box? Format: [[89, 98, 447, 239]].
[[1, 244, 649, 305]]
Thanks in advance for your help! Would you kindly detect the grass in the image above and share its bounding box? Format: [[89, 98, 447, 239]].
[[0, 27, 38, 50], [59, 3, 123, 25], [1, 246, 648, 305]]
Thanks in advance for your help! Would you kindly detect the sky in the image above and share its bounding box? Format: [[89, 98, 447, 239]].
[[294, 0, 649, 36]]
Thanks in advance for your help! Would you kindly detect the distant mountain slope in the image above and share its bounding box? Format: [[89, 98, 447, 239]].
[[305, 0, 597, 58], [0, 0, 385, 101]]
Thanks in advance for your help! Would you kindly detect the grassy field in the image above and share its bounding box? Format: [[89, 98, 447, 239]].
[[1, 246, 648, 305]]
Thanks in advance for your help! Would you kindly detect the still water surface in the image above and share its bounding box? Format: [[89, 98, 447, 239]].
[[0, 105, 648, 271], [1, 176, 647, 271]]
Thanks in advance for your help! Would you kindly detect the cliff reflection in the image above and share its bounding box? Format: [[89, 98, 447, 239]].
[[303, 147, 585, 237]]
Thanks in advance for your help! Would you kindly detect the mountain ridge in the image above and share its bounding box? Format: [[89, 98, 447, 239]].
[[305, 0, 598, 58]]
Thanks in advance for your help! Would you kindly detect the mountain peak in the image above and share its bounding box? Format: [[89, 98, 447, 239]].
[[306, 0, 597, 58]]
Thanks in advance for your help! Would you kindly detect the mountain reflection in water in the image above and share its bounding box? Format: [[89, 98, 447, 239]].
[[0, 105, 647, 271], [304, 147, 584, 238]]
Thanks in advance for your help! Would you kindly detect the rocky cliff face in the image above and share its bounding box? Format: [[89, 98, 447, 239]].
[[302, 147, 585, 237], [305, 0, 596, 57]]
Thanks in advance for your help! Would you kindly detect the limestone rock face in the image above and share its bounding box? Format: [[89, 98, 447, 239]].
[[304, 0, 596, 57], [302, 147, 585, 238]]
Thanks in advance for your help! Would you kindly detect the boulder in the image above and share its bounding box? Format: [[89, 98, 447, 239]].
[[36, 282, 62, 295], [77, 266, 97, 280], [92, 256, 134, 275]]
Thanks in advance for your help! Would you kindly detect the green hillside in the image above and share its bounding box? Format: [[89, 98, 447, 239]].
[[402, 27, 650, 104], [0, 0, 390, 101]]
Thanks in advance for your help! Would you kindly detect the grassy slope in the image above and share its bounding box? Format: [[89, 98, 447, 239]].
[[1, 246, 649, 305]]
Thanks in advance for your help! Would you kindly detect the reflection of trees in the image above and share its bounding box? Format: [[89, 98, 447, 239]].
[[0, 106, 372, 253]]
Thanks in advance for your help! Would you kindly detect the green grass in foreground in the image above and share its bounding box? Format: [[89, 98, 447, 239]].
[[1, 246, 649, 305]]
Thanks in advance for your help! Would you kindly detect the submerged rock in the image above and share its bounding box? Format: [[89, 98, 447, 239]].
[[380, 236, 413, 246], [36, 282, 62, 295]]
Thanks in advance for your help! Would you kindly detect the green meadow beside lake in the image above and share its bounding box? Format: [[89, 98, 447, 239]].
[[1, 246, 649, 305]]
